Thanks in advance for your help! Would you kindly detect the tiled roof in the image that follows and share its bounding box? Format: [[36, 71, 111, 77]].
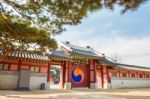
[[0, 51, 48, 62], [101, 57, 116, 66], [61, 42, 100, 59], [100, 57, 150, 71], [46, 50, 70, 60], [116, 63, 150, 71]]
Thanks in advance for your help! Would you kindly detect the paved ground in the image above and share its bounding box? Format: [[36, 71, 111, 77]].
[[0, 88, 150, 99]]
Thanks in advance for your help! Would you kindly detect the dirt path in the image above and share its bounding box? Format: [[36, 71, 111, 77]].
[[0, 88, 150, 99]]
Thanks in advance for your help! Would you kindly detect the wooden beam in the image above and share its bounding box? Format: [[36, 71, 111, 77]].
[[47, 61, 51, 82], [18, 59, 22, 71]]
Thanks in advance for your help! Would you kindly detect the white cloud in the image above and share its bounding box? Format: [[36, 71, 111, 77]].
[[54, 2, 150, 67], [56, 32, 150, 67], [79, 36, 150, 67], [103, 23, 113, 28], [110, 30, 119, 35]]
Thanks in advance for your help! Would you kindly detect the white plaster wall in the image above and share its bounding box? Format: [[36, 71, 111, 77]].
[[0, 71, 18, 89], [29, 73, 47, 90], [110, 77, 150, 89], [64, 82, 71, 90], [90, 83, 98, 89]]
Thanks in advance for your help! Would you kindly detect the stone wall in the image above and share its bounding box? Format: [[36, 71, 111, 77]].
[[110, 77, 150, 89], [29, 73, 47, 90], [0, 71, 18, 89]]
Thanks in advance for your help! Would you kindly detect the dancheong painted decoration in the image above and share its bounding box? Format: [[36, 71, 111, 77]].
[[72, 68, 85, 83]]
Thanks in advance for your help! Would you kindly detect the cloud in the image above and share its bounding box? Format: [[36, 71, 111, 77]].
[[56, 30, 150, 67], [103, 23, 113, 28], [55, 1, 150, 67], [76, 36, 150, 67]]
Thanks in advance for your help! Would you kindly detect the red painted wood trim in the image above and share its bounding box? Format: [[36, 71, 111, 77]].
[[65, 61, 68, 82], [62, 61, 66, 88], [87, 60, 90, 88], [18, 59, 21, 71], [101, 66, 104, 88], [118, 70, 121, 77], [93, 60, 96, 82], [0, 59, 18, 64], [65, 61, 69, 82], [88, 60, 97, 83], [90, 70, 95, 71], [21, 61, 47, 67], [47, 61, 51, 82], [68, 61, 70, 82], [89, 60, 93, 83], [128, 71, 130, 78]]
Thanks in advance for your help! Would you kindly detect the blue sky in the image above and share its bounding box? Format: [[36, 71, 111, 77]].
[[55, 1, 150, 67]]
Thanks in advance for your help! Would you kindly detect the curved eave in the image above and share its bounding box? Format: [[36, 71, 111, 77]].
[[100, 62, 116, 66], [0, 52, 49, 63], [115, 65, 150, 72], [48, 55, 71, 61], [100, 63, 116, 67], [99, 57, 116, 66], [8, 56, 48, 63], [46, 49, 71, 61]]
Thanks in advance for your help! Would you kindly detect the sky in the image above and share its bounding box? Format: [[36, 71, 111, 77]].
[[55, 2, 150, 67]]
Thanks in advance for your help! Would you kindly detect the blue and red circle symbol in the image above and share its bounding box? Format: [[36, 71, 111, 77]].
[[72, 68, 85, 83]]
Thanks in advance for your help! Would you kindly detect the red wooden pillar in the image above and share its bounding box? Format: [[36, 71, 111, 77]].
[[143, 72, 145, 78], [64, 61, 71, 89], [60, 61, 65, 88], [17, 59, 22, 89], [89, 59, 97, 89], [89, 60, 94, 83], [136, 72, 139, 78], [118, 70, 121, 77], [93, 60, 97, 83], [128, 71, 130, 78], [18, 59, 22, 71], [101, 66, 104, 88], [65, 61, 69, 82], [47, 61, 51, 82], [96, 65, 104, 88], [102, 65, 110, 89]]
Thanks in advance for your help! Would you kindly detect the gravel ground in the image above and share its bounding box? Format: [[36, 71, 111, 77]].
[[0, 88, 150, 99]]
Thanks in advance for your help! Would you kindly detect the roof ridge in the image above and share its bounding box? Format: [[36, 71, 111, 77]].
[[117, 63, 150, 69], [62, 41, 95, 51]]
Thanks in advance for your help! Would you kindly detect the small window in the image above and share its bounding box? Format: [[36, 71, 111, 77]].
[[122, 73, 127, 77], [3, 64, 9, 70], [0, 63, 9, 70], [0, 63, 3, 70], [30, 66, 39, 72], [30, 67, 35, 72], [111, 72, 117, 77], [35, 67, 39, 72]]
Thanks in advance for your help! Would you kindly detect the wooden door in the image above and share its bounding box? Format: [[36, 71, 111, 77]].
[[71, 64, 89, 88]]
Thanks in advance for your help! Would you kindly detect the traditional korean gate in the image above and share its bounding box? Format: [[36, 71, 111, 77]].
[[71, 64, 89, 88]]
